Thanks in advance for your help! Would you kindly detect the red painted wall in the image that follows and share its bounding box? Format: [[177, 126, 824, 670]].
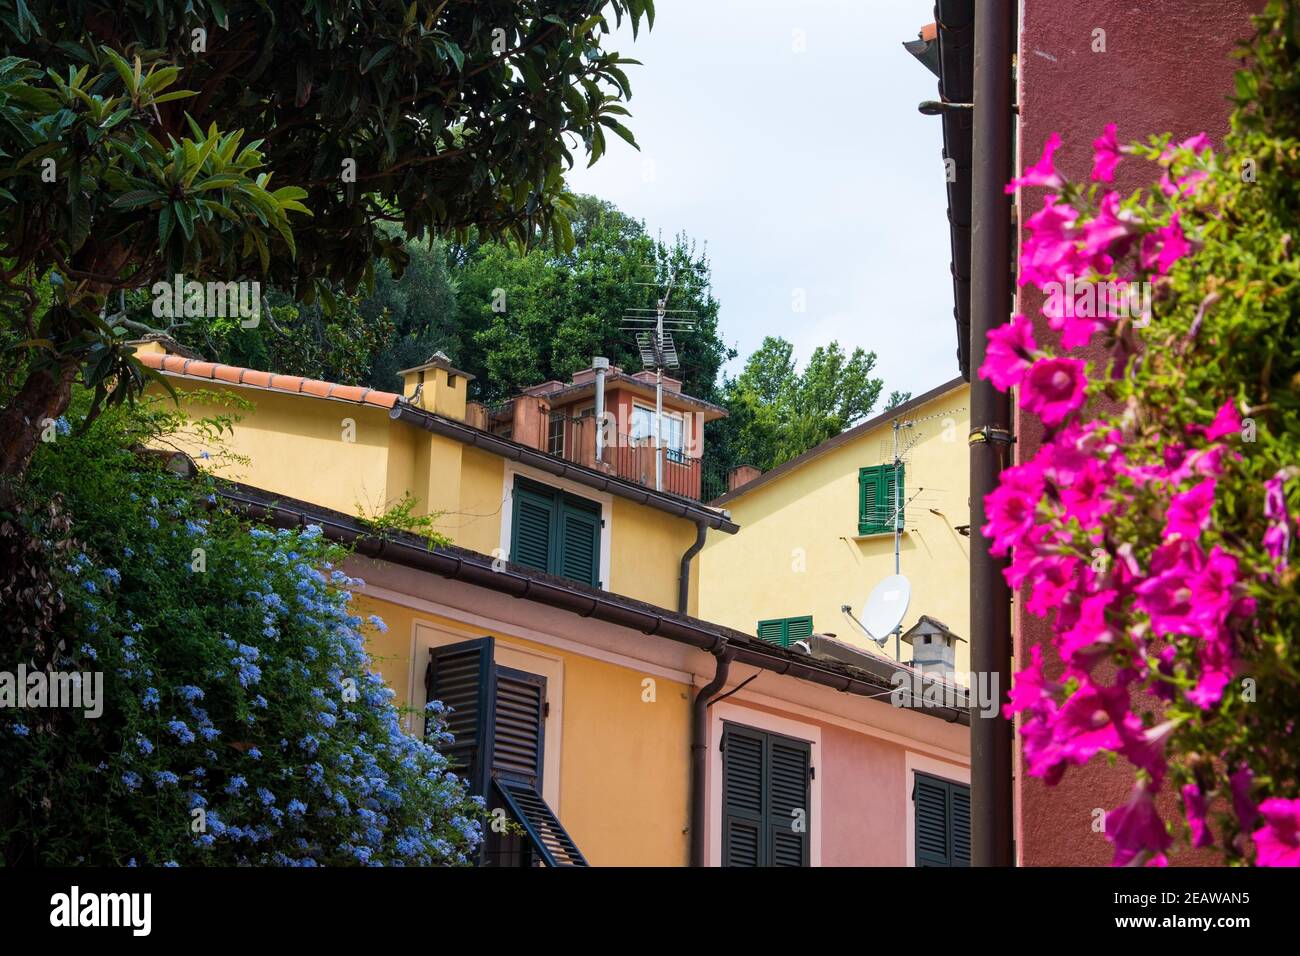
[[1013, 0, 1263, 866]]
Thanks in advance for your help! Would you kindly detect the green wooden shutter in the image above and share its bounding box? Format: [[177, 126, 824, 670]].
[[557, 494, 601, 587], [951, 783, 971, 866], [722, 723, 811, 867], [885, 463, 904, 530], [859, 466, 880, 534], [913, 772, 970, 867], [492, 666, 545, 786], [756, 618, 788, 646], [487, 666, 589, 866], [510, 482, 555, 573], [756, 616, 813, 647], [859, 464, 904, 534], [768, 735, 811, 867], [721, 725, 765, 866], [425, 637, 496, 799], [785, 616, 814, 643]]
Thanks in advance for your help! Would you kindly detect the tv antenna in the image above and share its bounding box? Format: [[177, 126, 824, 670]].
[[621, 263, 701, 492]]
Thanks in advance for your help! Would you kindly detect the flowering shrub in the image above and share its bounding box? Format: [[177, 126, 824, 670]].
[[986, 1, 1300, 866], [0, 396, 483, 865]]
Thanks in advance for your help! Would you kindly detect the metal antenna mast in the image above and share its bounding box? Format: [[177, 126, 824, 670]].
[[621, 262, 698, 492]]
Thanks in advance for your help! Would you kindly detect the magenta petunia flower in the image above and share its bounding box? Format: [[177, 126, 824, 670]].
[[1091, 123, 1122, 182], [1019, 357, 1087, 427], [1182, 783, 1214, 848], [1007, 132, 1064, 194], [1230, 767, 1258, 830], [1201, 400, 1242, 442], [1263, 471, 1291, 569], [1160, 132, 1213, 163], [1107, 782, 1173, 866], [1163, 478, 1216, 541], [980, 313, 1038, 391], [1081, 191, 1134, 259], [1253, 798, 1300, 867], [1139, 212, 1192, 275], [1020, 195, 1081, 288], [982, 459, 1045, 556]]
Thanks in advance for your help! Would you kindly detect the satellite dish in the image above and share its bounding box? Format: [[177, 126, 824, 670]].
[[860, 574, 912, 644]]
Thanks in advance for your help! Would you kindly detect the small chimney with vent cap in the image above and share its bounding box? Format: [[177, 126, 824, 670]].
[[900, 616, 965, 680], [397, 351, 475, 420]]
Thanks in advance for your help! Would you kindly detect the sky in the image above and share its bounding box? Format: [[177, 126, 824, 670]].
[[565, 0, 960, 400]]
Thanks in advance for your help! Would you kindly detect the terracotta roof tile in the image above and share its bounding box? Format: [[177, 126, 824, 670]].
[[134, 349, 403, 409], [326, 384, 367, 403], [269, 374, 305, 393], [299, 379, 333, 399]]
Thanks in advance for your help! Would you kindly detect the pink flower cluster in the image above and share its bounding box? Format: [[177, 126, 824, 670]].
[[983, 129, 1297, 866]]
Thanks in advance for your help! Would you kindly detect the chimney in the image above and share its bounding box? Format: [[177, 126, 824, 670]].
[[593, 356, 609, 462], [728, 464, 762, 491], [900, 616, 965, 680], [397, 351, 474, 420]]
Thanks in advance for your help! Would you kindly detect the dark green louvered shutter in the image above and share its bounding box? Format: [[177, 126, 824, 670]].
[[722, 723, 811, 867], [769, 735, 811, 866], [557, 495, 601, 587], [859, 464, 904, 534], [488, 667, 588, 867], [859, 466, 880, 534], [511, 482, 554, 572], [951, 783, 971, 866], [425, 637, 496, 799], [756, 619, 788, 646], [722, 725, 764, 866], [756, 616, 813, 647], [913, 772, 970, 867], [493, 667, 545, 785], [884, 464, 903, 531]]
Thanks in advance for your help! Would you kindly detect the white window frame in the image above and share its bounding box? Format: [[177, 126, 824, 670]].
[[413, 620, 565, 813], [904, 751, 971, 867], [707, 700, 822, 867], [499, 459, 612, 590], [630, 401, 685, 452]]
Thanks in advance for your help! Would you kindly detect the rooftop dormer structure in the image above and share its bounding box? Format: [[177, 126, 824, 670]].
[[466, 359, 727, 501]]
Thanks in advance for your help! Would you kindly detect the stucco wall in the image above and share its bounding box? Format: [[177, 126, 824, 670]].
[[1014, 0, 1262, 866], [351, 591, 692, 867], [165, 382, 394, 516], [699, 384, 971, 670]]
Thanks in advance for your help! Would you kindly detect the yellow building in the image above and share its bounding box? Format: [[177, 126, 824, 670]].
[[135, 343, 971, 867], [700, 379, 972, 675]]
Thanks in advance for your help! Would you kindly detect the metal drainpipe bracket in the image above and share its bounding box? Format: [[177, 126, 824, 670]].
[[968, 426, 1015, 446]]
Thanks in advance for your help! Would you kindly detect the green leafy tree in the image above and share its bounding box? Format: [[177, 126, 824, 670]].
[[711, 336, 886, 474], [449, 195, 730, 402], [0, 1, 654, 482]]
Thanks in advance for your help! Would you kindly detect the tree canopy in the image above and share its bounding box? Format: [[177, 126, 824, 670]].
[[0, 0, 654, 479]]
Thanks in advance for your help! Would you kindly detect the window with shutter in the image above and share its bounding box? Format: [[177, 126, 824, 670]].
[[558, 495, 601, 587], [425, 638, 587, 867], [755, 616, 814, 647], [858, 463, 904, 535], [510, 477, 602, 586], [510, 482, 555, 573], [721, 722, 811, 867], [912, 771, 970, 867]]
